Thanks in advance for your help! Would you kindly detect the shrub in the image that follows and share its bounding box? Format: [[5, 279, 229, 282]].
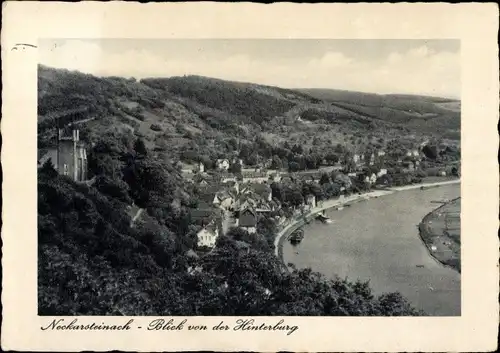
[[150, 124, 162, 132]]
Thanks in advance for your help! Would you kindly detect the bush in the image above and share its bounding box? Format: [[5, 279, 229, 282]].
[[150, 124, 162, 132]]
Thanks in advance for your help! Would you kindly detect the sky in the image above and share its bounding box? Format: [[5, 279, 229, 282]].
[[39, 39, 460, 98]]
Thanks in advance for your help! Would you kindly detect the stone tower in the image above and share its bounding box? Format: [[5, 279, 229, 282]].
[[57, 128, 88, 181]]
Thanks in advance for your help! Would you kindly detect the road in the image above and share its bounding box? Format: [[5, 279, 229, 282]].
[[221, 209, 236, 235], [130, 208, 144, 228]]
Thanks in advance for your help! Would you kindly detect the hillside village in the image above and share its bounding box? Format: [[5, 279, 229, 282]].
[[37, 65, 460, 316], [39, 122, 460, 254]]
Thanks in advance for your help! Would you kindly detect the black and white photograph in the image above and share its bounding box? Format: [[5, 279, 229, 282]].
[[2, 3, 499, 352], [37, 38, 462, 317]]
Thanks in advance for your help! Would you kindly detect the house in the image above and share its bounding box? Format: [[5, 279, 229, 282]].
[[190, 207, 222, 227], [241, 171, 268, 183], [197, 222, 220, 248], [241, 183, 272, 202], [38, 128, 88, 182], [305, 194, 317, 208], [237, 209, 257, 234], [254, 198, 278, 213], [402, 161, 415, 171], [268, 173, 282, 183], [221, 173, 237, 184], [217, 191, 235, 210], [233, 192, 260, 213], [368, 153, 375, 166], [224, 180, 240, 195], [377, 150, 386, 157], [197, 162, 205, 173], [231, 158, 244, 167], [185, 249, 200, 260], [193, 173, 214, 186], [377, 168, 388, 177], [353, 154, 361, 164], [216, 159, 230, 171], [199, 190, 220, 206]]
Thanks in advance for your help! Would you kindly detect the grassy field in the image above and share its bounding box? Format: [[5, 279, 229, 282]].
[[419, 198, 461, 272]]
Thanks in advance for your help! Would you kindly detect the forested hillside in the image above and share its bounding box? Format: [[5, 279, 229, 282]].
[[38, 143, 421, 316], [300, 88, 460, 139], [38, 65, 460, 173]]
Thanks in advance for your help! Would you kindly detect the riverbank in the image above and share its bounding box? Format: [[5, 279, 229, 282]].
[[418, 197, 461, 272], [274, 178, 460, 259]]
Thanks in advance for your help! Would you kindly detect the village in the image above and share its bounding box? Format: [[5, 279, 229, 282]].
[[179, 145, 460, 251], [38, 121, 460, 256]]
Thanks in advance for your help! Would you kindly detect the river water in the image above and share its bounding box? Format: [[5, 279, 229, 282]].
[[282, 184, 461, 316]]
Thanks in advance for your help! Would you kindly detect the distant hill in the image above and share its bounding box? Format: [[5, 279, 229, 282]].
[[298, 88, 460, 139], [38, 65, 460, 166]]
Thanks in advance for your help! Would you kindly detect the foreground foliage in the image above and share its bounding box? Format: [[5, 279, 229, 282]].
[[38, 164, 422, 316]]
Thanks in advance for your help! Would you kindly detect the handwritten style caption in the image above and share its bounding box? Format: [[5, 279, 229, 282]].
[[41, 318, 299, 336]]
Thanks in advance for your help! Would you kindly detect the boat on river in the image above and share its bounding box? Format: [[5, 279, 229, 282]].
[[288, 229, 305, 245], [316, 212, 334, 224]]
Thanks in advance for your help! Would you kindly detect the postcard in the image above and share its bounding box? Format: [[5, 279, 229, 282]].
[[1, 2, 499, 352]]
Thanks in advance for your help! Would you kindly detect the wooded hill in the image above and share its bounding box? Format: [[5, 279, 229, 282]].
[[38, 65, 460, 169]]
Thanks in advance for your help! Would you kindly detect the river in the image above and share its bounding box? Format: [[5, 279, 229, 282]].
[[282, 183, 461, 316]]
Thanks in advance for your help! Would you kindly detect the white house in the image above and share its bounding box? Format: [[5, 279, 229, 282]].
[[368, 153, 375, 166], [377, 150, 386, 157], [217, 193, 234, 210], [305, 194, 317, 208], [268, 173, 282, 183], [197, 223, 219, 248], [216, 159, 230, 171], [377, 168, 388, 177]]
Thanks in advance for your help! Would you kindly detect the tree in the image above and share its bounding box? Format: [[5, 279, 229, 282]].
[[325, 153, 339, 165], [291, 144, 303, 154], [422, 145, 438, 160], [228, 161, 242, 174], [320, 173, 331, 185], [40, 159, 58, 178], [288, 161, 300, 172], [270, 155, 282, 170], [134, 138, 148, 156]]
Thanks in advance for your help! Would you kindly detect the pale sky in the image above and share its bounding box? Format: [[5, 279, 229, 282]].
[[39, 39, 460, 98]]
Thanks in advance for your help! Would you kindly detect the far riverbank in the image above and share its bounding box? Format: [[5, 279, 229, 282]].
[[418, 197, 461, 272]]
